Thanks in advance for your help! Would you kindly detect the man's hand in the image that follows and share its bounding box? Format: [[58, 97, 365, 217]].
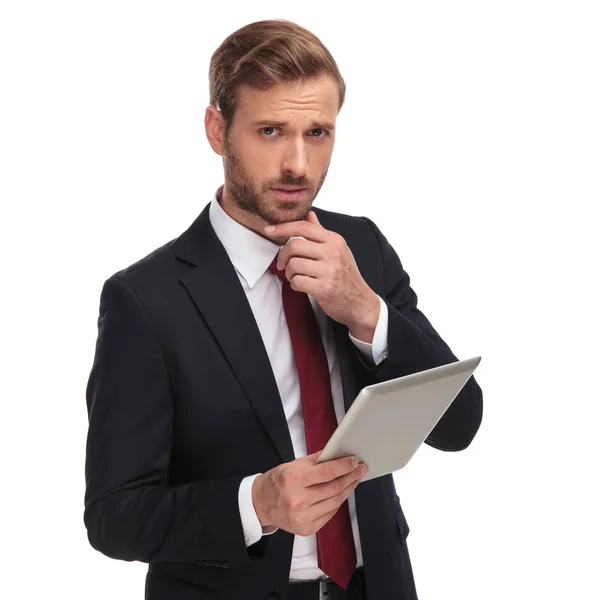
[[264, 211, 380, 343], [251, 452, 368, 536]]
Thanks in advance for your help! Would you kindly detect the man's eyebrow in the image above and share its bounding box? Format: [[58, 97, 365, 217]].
[[252, 120, 335, 130]]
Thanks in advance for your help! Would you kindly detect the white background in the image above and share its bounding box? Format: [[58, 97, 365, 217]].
[[1, 1, 599, 598]]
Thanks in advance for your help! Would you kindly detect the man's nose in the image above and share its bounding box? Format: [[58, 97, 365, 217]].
[[281, 138, 308, 177]]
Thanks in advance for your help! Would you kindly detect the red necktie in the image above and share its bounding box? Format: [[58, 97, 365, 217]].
[[269, 258, 357, 589]]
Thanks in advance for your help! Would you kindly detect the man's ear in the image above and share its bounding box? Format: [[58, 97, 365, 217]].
[[204, 105, 226, 156]]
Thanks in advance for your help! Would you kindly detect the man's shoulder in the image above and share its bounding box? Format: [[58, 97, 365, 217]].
[[102, 231, 191, 300]]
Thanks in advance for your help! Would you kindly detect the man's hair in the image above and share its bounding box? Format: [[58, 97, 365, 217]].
[[209, 19, 346, 136]]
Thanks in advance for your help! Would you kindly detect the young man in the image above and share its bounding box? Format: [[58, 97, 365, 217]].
[[84, 19, 483, 600]]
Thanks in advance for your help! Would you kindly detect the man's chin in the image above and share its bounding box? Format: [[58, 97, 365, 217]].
[[266, 207, 311, 225], [262, 199, 313, 224]]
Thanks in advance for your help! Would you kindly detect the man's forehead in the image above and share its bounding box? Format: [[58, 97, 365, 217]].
[[235, 77, 339, 121]]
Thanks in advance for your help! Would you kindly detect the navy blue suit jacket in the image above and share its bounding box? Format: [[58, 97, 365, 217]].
[[84, 203, 483, 599]]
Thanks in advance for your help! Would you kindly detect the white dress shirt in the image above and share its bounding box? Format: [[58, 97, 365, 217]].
[[208, 187, 389, 581]]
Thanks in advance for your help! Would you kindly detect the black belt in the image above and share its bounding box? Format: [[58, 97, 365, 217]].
[[288, 568, 366, 600]]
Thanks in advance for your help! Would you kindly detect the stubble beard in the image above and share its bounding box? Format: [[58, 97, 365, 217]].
[[223, 136, 328, 225]]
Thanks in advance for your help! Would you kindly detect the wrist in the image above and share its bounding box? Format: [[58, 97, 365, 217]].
[[251, 473, 272, 529], [348, 291, 380, 343]]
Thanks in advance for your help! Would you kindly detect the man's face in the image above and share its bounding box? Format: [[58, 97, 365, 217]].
[[220, 75, 338, 226]]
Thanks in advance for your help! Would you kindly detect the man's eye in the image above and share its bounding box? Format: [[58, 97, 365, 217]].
[[310, 129, 328, 138], [260, 127, 278, 137]]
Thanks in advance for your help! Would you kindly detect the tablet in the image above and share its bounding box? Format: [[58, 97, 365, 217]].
[[315, 356, 482, 482]]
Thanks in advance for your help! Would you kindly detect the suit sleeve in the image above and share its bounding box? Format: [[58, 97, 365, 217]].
[[84, 276, 268, 566], [361, 217, 483, 451]]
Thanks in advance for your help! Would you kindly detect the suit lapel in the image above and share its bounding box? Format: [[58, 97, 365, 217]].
[[176, 203, 295, 464]]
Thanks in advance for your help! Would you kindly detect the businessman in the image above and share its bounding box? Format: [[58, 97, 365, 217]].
[[84, 19, 483, 600]]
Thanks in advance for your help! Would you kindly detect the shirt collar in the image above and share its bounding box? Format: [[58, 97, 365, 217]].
[[209, 185, 281, 289]]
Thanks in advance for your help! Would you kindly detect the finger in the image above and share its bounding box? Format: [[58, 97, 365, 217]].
[[306, 477, 360, 527], [277, 238, 324, 270], [310, 507, 339, 535], [294, 451, 323, 465], [287, 274, 323, 296], [285, 257, 324, 281], [306, 464, 365, 505], [302, 455, 359, 486], [306, 210, 322, 227], [264, 220, 329, 243]]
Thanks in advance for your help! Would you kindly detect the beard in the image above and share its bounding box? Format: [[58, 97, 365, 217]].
[[223, 136, 328, 225]]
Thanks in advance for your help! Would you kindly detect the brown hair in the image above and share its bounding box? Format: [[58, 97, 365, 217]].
[[209, 19, 346, 136]]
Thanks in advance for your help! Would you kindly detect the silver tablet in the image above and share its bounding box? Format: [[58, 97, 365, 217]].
[[315, 356, 482, 482]]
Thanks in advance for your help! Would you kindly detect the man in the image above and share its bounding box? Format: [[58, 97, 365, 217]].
[[84, 19, 483, 600]]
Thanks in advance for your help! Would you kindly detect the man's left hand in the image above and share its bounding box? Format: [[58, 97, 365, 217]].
[[264, 211, 380, 343]]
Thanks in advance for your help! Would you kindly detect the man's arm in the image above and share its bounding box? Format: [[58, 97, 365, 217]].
[[361, 216, 483, 451], [263, 213, 482, 453], [84, 276, 268, 566]]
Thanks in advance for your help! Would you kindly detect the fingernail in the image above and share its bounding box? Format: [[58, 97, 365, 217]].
[[351, 458, 358, 468], [361, 465, 369, 476], [265, 225, 276, 232]]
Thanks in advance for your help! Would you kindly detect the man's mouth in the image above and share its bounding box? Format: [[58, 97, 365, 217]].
[[271, 187, 308, 200]]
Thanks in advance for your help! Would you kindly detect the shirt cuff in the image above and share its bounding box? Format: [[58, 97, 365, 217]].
[[348, 295, 389, 365], [238, 474, 278, 547]]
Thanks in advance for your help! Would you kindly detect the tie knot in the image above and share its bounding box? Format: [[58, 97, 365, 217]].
[[268, 256, 287, 282]]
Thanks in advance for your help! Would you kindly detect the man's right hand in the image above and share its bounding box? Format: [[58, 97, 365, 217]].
[[251, 452, 368, 536]]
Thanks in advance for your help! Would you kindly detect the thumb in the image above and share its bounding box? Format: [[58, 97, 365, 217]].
[[297, 450, 322, 464]]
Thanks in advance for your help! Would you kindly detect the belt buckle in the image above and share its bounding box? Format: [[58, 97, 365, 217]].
[[318, 580, 329, 600]]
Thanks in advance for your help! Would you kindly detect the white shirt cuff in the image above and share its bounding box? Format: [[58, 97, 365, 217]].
[[348, 295, 389, 365], [238, 474, 278, 547]]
